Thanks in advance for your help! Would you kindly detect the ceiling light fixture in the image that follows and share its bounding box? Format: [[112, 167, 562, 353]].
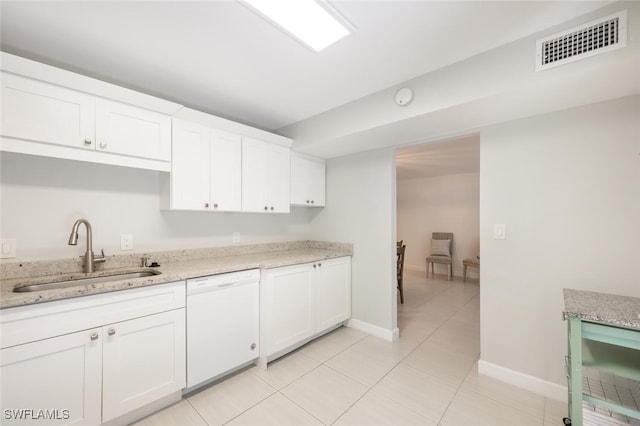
[[242, 0, 353, 52]]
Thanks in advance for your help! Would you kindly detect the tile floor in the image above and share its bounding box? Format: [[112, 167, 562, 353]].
[[134, 269, 631, 426]]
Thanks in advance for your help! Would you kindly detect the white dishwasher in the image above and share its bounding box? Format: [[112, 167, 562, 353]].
[[186, 268, 260, 389]]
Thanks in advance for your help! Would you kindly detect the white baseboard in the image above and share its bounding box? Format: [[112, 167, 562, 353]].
[[478, 360, 567, 402], [347, 318, 399, 342]]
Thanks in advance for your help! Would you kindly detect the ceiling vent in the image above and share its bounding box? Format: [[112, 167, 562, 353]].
[[536, 10, 627, 71]]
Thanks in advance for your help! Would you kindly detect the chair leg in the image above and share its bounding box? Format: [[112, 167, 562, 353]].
[[463, 264, 467, 282], [448, 264, 451, 281], [398, 277, 404, 304], [431, 262, 434, 277]]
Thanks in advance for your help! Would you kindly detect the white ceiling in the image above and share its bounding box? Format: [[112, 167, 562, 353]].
[[396, 134, 479, 180], [0, 0, 613, 132], [2, 1, 635, 180]]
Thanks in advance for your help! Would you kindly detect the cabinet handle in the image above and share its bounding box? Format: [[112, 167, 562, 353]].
[[318, 263, 322, 267], [84, 139, 92, 146], [108, 328, 116, 336], [270, 206, 274, 211], [264, 206, 268, 211], [99, 141, 108, 149], [306, 200, 310, 204], [90, 333, 99, 341], [205, 202, 209, 208], [311, 200, 315, 204], [313, 264, 317, 268], [213, 203, 218, 208], [250, 343, 256, 350]]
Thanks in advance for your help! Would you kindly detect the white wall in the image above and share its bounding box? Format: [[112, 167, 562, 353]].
[[480, 95, 640, 393], [397, 172, 479, 276], [307, 149, 397, 335], [0, 152, 312, 260]]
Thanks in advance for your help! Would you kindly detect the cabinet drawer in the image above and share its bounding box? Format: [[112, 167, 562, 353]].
[[0, 281, 185, 349]]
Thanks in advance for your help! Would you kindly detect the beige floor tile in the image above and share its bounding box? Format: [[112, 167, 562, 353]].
[[188, 370, 275, 425], [350, 335, 418, 364], [440, 388, 543, 426], [299, 326, 367, 362], [373, 363, 458, 423], [462, 364, 545, 419], [225, 393, 323, 426], [334, 390, 437, 426], [132, 400, 206, 426], [249, 350, 320, 390], [325, 343, 398, 387], [402, 341, 477, 385], [280, 365, 368, 424], [545, 398, 568, 423]]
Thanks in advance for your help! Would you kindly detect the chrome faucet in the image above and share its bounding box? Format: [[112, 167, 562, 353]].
[[68, 218, 106, 273]]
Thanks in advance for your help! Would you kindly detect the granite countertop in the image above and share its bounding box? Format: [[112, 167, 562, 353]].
[[0, 241, 352, 309], [563, 288, 640, 331]]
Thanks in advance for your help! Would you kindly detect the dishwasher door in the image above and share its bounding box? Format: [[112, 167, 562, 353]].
[[186, 269, 259, 389]]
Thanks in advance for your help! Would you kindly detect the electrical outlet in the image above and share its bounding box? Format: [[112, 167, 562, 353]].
[[232, 232, 240, 243], [121, 234, 133, 251], [0, 238, 16, 259]]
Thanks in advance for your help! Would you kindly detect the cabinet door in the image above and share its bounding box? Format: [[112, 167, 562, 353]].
[[0, 328, 102, 426], [209, 129, 242, 212], [1, 72, 96, 150], [242, 137, 290, 213], [314, 257, 351, 332], [102, 309, 186, 422], [171, 119, 210, 210], [290, 153, 325, 207], [95, 98, 171, 161], [263, 264, 314, 356]]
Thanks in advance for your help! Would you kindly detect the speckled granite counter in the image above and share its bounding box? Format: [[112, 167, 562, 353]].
[[563, 288, 640, 331], [0, 241, 352, 309]]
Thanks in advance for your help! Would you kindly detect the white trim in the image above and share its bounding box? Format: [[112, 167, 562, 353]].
[[1, 52, 182, 115], [478, 360, 567, 402], [347, 318, 399, 342]]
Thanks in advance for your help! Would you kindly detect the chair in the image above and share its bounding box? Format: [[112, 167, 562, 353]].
[[425, 232, 453, 280], [463, 257, 480, 282], [397, 244, 406, 304]]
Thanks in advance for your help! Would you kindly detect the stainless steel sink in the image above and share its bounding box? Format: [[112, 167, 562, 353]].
[[13, 270, 161, 293]]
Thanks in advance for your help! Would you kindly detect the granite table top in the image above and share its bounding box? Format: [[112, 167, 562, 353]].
[[563, 288, 640, 331], [0, 241, 352, 309]]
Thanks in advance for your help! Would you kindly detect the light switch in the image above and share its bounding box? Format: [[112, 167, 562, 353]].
[[0, 238, 17, 259], [493, 224, 506, 240]]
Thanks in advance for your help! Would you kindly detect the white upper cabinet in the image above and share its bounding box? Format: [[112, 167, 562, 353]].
[[95, 98, 171, 161], [0, 53, 181, 172], [242, 137, 291, 213], [168, 119, 210, 210], [290, 152, 326, 207], [166, 119, 241, 212], [209, 129, 242, 212], [1, 72, 96, 149]]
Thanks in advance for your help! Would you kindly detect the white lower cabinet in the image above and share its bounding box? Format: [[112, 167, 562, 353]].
[[262, 263, 315, 356], [0, 282, 186, 426], [261, 256, 351, 362], [0, 328, 102, 425], [102, 309, 186, 422]]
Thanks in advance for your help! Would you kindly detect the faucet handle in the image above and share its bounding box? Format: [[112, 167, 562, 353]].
[[141, 256, 149, 268], [95, 249, 106, 263]]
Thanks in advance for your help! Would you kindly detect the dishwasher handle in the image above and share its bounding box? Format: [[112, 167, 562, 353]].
[[187, 270, 260, 295]]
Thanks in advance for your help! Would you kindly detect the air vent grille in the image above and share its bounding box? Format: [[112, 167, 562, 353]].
[[536, 10, 627, 71]]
